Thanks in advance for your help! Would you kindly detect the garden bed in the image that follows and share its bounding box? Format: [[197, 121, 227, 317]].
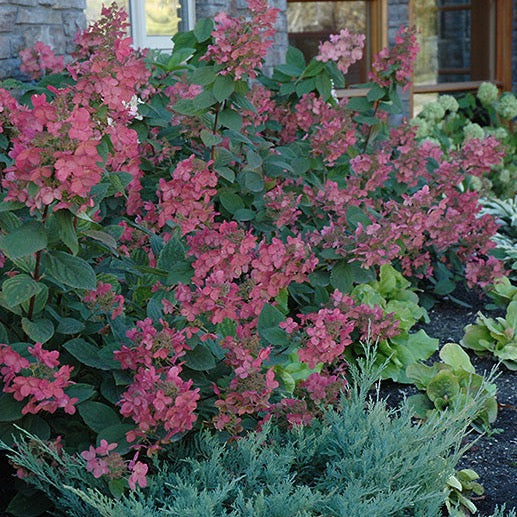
[[383, 295, 516, 515]]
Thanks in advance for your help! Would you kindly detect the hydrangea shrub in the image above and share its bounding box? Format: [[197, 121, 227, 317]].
[[0, 1, 506, 503]]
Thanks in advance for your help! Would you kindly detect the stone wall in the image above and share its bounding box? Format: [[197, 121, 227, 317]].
[[0, 0, 86, 80]]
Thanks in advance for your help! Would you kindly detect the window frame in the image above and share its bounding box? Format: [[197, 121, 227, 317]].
[[129, 0, 196, 50], [286, 0, 387, 93], [410, 0, 513, 112]]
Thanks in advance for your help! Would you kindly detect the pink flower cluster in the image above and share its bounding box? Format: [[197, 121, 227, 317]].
[[369, 26, 419, 91], [202, 0, 279, 79], [118, 365, 200, 446], [115, 319, 199, 447], [84, 282, 124, 320], [281, 308, 354, 368], [317, 29, 365, 75], [1, 4, 151, 213], [81, 440, 148, 489], [0, 342, 77, 415], [19, 41, 65, 80], [153, 155, 218, 234], [264, 183, 302, 228]]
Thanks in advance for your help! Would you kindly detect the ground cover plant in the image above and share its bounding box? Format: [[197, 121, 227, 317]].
[[0, 358, 503, 516], [0, 2, 513, 514]]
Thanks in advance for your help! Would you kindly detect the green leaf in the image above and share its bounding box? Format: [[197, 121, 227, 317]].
[[233, 208, 255, 221], [246, 149, 263, 170], [0, 221, 47, 259], [2, 274, 43, 307], [184, 345, 216, 371], [213, 74, 235, 102], [346, 205, 372, 230], [219, 191, 245, 214], [41, 250, 96, 290], [439, 343, 475, 373], [303, 59, 325, 78], [295, 78, 315, 96], [0, 393, 25, 421], [426, 370, 460, 402], [215, 166, 235, 183], [158, 237, 186, 270], [191, 66, 217, 85], [261, 327, 290, 347], [194, 17, 214, 42], [63, 338, 114, 370], [286, 46, 306, 69], [166, 261, 193, 285], [347, 96, 373, 112], [243, 171, 264, 192], [315, 73, 332, 100], [21, 318, 54, 344], [200, 128, 223, 147], [20, 282, 48, 316], [330, 262, 355, 294], [367, 83, 387, 102], [56, 317, 85, 335], [434, 278, 456, 296], [109, 478, 128, 498], [99, 424, 135, 455], [83, 230, 118, 250], [55, 210, 79, 255], [258, 303, 285, 338], [78, 400, 120, 433], [6, 491, 53, 517], [217, 318, 237, 338], [219, 108, 243, 131], [65, 383, 96, 403]]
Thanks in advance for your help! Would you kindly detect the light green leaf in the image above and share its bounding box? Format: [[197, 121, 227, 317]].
[[439, 343, 475, 373]]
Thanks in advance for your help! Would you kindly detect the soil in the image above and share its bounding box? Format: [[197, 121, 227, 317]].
[[382, 294, 516, 516], [0, 296, 515, 516]]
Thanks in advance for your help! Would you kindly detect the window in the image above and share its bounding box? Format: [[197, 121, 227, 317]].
[[412, 0, 513, 112], [286, 0, 387, 85], [86, 0, 195, 49]]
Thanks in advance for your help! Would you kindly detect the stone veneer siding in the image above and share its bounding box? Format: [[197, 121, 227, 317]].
[[0, 0, 86, 80]]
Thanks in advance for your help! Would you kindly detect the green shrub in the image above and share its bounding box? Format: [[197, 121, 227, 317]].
[[1, 356, 495, 517]]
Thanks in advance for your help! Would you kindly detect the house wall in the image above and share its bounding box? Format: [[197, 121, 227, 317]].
[[0, 0, 86, 80], [0, 0, 514, 91]]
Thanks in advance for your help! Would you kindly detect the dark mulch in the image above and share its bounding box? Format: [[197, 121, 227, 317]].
[[382, 294, 516, 516]]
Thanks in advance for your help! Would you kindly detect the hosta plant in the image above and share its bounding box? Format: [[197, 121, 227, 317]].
[[346, 264, 438, 382], [487, 276, 517, 309], [479, 197, 517, 281], [445, 468, 484, 516], [406, 343, 498, 431], [461, 301, 517, 370]]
